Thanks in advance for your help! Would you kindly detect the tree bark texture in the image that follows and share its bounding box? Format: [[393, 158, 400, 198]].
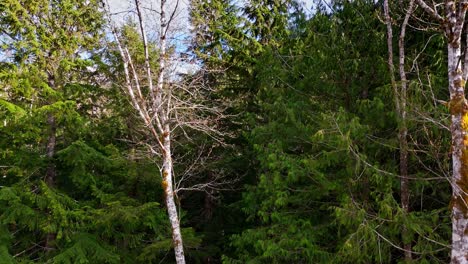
[[397, 1, 413, 260], [444, 2, 468, 263], [162, 129, 186, 264], [413, 1, 468, 262], [448, 40, 468, 264], [383, 0, 413, 260]]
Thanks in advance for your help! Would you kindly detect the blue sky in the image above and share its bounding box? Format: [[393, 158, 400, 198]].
[[106, 0, 320, 75], [107, 0, 320, 25]]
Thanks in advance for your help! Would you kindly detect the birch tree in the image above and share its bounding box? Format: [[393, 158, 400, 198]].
[[105, 0, 226, 263], [413, 0, 468, 262], [109, 1, 184, 262]]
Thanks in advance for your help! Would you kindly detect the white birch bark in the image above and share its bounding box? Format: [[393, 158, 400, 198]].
[[446, 2, 468, 263], [415, 0, 468, 262], [162, 127, 185, 264], [155, 1, 185, 262], [106, 0, 186, 262], [448, 31, 468, 264], [156, 0, 166, 111]]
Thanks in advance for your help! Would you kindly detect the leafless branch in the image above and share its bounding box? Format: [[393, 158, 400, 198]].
[[414, 0, 444, 23]]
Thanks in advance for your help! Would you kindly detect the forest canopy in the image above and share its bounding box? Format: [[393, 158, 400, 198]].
[[0, 0, 466, 263]]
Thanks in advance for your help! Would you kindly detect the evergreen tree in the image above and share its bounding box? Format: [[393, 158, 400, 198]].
[[0, 0, 461, 262], [0, 1, 176, 262]]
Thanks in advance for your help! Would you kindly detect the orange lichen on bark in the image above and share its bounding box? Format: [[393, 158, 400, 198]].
[[162, 179, 168, 190], [454, 109, 468, 214], [462, 113, 468, 130], [449, 94, 467, 115], [455, 78, 467, 89], [161, 179, 169, 199]]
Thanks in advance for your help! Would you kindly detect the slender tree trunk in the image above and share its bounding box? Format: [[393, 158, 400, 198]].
[[110, 1, 185, 261], [155, 1, 184, 261], [203, 189, 215, 222], [162, 128, 186, 264], [45, 73, 57, 188], [155, 0, 167, 109], [400, 137, 411, 260], [383, 1, 413, 260], [45, 114, 56, 187], [44, 113, 56, 252], [397, 1, 413, 260]]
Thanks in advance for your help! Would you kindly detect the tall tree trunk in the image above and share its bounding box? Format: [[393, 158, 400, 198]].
[[413, 0, 468, 262], [448, 40, 468, 264], [397, 1, 413, 260], [383, 0, 413, 260], [444, 3, 468, 263], [111, 1, 186, 261], [162, 128, 186, 264], [203, 189, 215, 222], [44, 113, 56, 252]]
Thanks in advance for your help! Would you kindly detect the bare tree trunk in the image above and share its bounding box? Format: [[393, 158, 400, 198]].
[[383, 0, 413, 260], [397, 1, 413, 260], [107, 0, 201, 261], [444, 2, 468, 263], [154, 1, 185, 262], [448, 40, 468, 264], [412, 0, 468, 262], [203, 189, 215, 222], [162, 128, 186, 264]]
